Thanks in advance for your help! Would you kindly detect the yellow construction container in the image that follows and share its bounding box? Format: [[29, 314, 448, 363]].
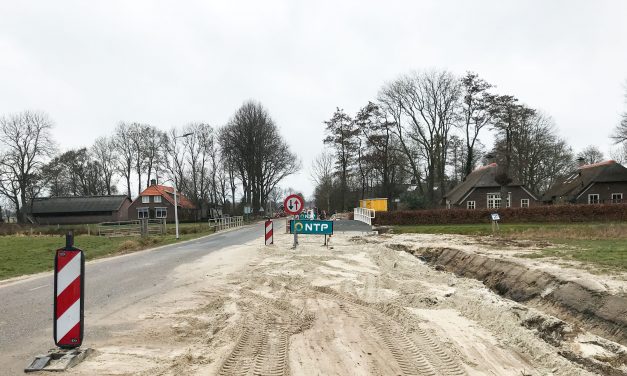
[[359, 198, 388, 211]]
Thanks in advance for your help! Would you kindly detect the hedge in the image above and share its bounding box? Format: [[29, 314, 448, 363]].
[[372, 203, 627, 225]]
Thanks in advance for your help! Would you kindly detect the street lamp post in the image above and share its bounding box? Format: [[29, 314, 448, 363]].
[[172, 132, 193, 240], [173, 182, 180, 240]]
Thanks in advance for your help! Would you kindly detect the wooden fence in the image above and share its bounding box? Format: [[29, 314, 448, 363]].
[[208, 216, 244, 231], [97, 219, 166, 237]]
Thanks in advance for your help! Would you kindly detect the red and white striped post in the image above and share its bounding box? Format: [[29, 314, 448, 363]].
[[53, 232, 85, 348], [264, 220, 273, 245]]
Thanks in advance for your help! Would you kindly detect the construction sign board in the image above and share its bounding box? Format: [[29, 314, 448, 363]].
[[289, 220, 333, 235]]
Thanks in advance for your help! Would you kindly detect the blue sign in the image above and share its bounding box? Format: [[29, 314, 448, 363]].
[[290, 220, 333, 235]]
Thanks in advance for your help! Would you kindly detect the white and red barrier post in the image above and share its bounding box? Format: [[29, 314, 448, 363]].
[[265, 220, 273, 245], [54, 232, 85, 348]]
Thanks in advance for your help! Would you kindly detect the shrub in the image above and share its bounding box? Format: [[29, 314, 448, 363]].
[[373, 203, 627, 225]]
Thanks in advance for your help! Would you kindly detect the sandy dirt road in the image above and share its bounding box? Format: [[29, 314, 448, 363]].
[[65, 222, 621, 375]]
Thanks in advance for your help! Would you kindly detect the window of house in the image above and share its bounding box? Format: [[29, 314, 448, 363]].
[[611, 193, 623, 203], [137, 207, 149, 219], [521, 199, 529, 208], [141, 196, 150, 204], [153, 195, 162, 203], [506, 192, 511, 208], [487, 193, 501, 209], [155, 207, 167, 218], [588, 194, 600, 204], [467, 201, 476, 210]]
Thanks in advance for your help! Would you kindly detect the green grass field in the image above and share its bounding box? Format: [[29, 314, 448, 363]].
[[394, 222, 627, 272], [0, 226, 217, 281]]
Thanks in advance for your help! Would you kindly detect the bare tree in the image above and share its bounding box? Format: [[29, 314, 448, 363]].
[[576, 145, 604, 165], [164, 128, 188, 193], [42, 148, 112, 196], [378, 80, 425, 197], [323, 108, 358, 210], [610, 142, 627, 164], [490, 95, 536, 199], [183, 123, 213, 211], [310, 152, 334, 212], [379, 71, 461, 205], [113, 122, 135, 197], [91, 136, 118, 195], [492, 111, 573, 194], [459, 72, 493, 177], [143, 126, 166, 187], [611, 80, 627, 143], [354, 101, 403, 200], [0, 110, 56, 222], [217, 138, 238, 213], [220, 101, 299, 214], [126, 122, 149, 194]]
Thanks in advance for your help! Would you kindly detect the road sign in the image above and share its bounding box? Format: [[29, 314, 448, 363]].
[[290, 220, 334, 235], [54, 233, 84, 349], [491, 213, 500, 221], [283, 194, 304, 216], [265, 220, 273, 245]]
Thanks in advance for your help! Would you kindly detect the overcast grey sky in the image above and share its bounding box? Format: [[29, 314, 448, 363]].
[[1, 1, 626, 198]]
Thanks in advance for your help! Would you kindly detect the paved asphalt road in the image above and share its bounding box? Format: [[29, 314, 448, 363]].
[[0, 221, 266, 375], [333, 219, 372, 233]]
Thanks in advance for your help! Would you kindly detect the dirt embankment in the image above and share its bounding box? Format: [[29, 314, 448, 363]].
[[412, 246, 627, 347]]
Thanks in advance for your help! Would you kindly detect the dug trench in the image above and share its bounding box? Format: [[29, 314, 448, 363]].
[[404, 245, 627, 375]]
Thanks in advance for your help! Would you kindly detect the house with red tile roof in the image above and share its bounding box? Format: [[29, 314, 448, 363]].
[[128, 180, 199, 222]]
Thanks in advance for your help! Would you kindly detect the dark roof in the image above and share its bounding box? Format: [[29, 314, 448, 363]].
[[445, 163, 526, 205], [542, 160, 627, 201], [28, 195, 131, 214]]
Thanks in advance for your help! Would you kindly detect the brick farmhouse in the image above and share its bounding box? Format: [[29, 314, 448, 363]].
[[542, 160, 627, 204], [127, 181, 199, 222], [444, 163, 539, 210]]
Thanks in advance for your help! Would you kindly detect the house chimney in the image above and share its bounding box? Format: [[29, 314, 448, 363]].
[[150, 179, 157, 186], [576, 157, 586, 167]]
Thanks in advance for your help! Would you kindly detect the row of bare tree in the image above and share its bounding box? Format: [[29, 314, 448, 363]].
[[0, 101, 299, 222], [317, 70, 626, 211]]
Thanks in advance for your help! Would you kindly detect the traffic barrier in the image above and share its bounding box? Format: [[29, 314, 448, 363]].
[[25, 233, 91, 372], [265, 220, 273, 245], [54, 233, 84, 348], [353, 207, 375, 225]]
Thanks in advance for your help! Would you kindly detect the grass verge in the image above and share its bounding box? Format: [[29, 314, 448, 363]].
[[0, 228, 216, 281], [393, 222, 627, 272]]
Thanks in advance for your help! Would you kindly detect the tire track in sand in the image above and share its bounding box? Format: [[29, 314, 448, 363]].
[[316, 286, 466, 376], [217, 290, 312, 376]]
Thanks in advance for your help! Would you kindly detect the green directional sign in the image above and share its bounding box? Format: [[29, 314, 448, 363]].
[[289, 220, 333, 235]]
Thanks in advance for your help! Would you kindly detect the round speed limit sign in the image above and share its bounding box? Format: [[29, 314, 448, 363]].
[[283, 194, 304, 216]]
